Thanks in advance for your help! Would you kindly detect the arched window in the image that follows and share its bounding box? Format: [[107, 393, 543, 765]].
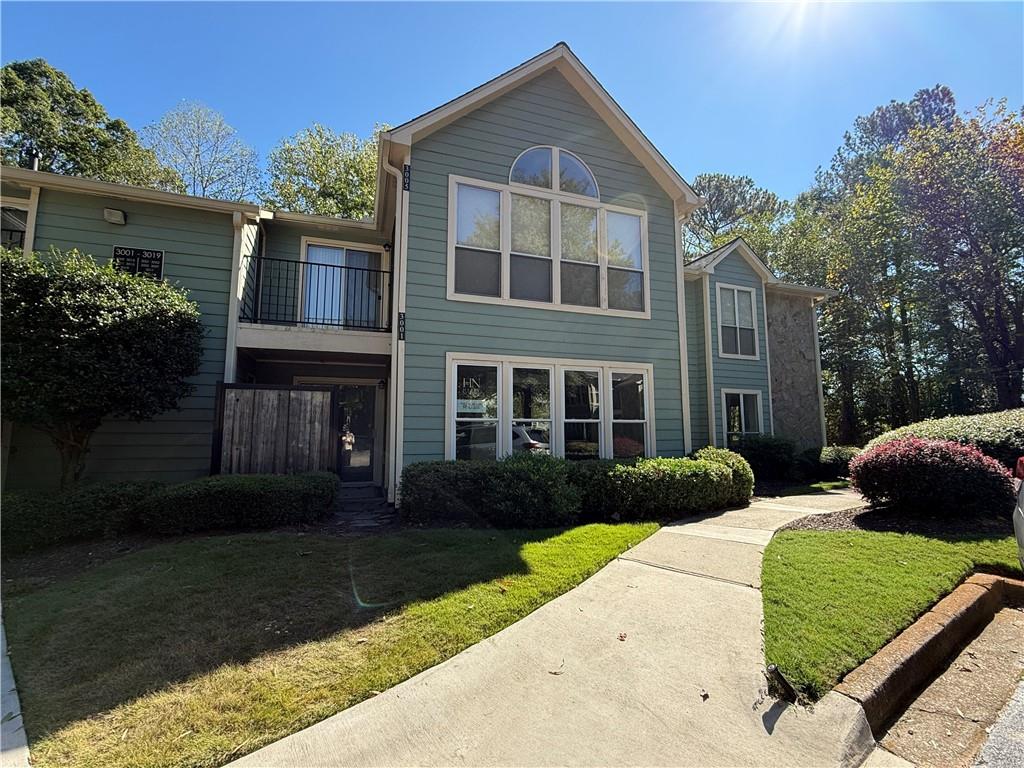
[[509, 146, 599, 199]]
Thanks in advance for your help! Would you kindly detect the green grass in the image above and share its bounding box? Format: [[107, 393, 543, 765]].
[[4, 523, 656, 768], [762, 529, 1021, 700]]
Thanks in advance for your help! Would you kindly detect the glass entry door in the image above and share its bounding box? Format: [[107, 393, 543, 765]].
[[339, 384, 376, 482]]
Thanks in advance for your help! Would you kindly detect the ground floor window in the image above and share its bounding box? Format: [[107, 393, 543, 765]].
[[1, 206, 27, 249], [447, 355, 653, 461], [722, 389, 763, 446]]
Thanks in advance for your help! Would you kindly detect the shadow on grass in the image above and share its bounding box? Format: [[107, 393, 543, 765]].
[[2, 527, 548, 738]]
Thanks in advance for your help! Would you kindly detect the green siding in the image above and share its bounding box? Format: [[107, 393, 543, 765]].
[[685, 279, 709, 449], [6, 188, 235, 488], [707, 252, 771, 445], [402, 69, 684, 465]]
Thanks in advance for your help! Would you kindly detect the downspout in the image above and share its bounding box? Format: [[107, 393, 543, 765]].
[[381, 143, 407, 504]]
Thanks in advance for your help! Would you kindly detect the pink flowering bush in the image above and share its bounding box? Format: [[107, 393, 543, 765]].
[[850, 437, 1015, 515]]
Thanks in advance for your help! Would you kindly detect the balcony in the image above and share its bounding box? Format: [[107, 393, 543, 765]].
[[240, 255, 392, 332]]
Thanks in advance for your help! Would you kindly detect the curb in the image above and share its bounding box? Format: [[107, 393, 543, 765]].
[[835, 573, 1024, 736]]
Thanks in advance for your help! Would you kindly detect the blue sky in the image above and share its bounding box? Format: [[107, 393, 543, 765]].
[[2, 1, 1021, 200]]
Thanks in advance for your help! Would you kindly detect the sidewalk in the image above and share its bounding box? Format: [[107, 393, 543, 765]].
[[234, 490, 877, 767]]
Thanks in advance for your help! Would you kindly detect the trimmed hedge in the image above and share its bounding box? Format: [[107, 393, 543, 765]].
[[139, 472, 338, 534], [798, 445, 862, 480], [399, 455, 736, 527], [850, 437, 1015, 516], [691, 447, 754, 505], [866, 409, 1024, 469], [2, 481, 161, 555], [732, 435, 796, 482]]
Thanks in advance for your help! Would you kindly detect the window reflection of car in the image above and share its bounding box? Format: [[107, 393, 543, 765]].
[[455, 423, 549, 458], [512, 424, 549, 454]]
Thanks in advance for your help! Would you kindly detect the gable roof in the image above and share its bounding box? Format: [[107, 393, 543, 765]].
[[385, 43, 702, 212]]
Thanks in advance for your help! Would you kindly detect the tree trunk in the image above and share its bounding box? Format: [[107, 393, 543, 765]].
[[48, 426, 93, 490]]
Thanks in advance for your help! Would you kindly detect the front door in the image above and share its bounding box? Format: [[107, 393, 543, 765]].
[[339, 384, 376, 482]]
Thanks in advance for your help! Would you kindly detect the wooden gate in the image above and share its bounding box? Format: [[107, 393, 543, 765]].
[[211, 383, 339, 475]]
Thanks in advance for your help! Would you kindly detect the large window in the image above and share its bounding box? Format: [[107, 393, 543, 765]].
[[447, 356, 653, 461], [722, 389, 763, 446], [447, 153, 649, 318], [717, 284, 758, 358]]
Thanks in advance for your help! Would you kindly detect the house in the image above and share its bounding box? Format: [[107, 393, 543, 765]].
[[1, 43, 832, 501]]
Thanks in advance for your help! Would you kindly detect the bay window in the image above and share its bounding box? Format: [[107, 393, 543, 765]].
[[446, 355, 654, 461], [717, 284, 758, 358], [722, 390, 763, 446], [447, 147, 649, 317]]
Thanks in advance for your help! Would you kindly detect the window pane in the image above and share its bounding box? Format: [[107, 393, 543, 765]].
[[455, 421, 497, 461], [560, 262, 599, 307], [560, 204, 598, 263], [456, 364, 498, 418], [510, 147, 552, 189], [304, 246, 343, 324], [742, 394, 760, 433], [454, 247, 500, 297], [737, 290, 755, 328], [559, 151, 598, 198], [0, 207, 27, 249], [608, 268, 644, 311], [613, 423, 646, 459], [725, 393, 742, 434], [739, 328, 756, 357], [511, 194, 550, 257], [720, 288, 736, 325], [612, 373, 645, 420], [607, 211, 642, 268], [564, 370, 600, 419], [564, 422, 600, 460], [456, 185, 500, 250], [512, 421, 551, 454], [722, 326, 739, 355], [513, 368, 551, 420], [510, 254, 552, 302]]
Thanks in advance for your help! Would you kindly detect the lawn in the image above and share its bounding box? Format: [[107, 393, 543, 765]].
[[3, 523, 656, 768], [762, 528, 1020, 700]]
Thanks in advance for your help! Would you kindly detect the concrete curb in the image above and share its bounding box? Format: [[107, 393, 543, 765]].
[[835, 573, 1024, 736]]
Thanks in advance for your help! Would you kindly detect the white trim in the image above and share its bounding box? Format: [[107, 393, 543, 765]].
[[389, 148, 412, 502], [224, 211, 245, 382], [235, 324, 391, 356], [0, 189, 38, 255], [810, 298, 829, 446], [702, 274, 716, 447], [444, 352, 655, 462], [720, 388, 765, 446], [688, 238, 777, 284], [761, 283, 775, 435], [386, 43, 702, 208], [715, 282, 761, 361], [446, 174, 651, 319], [674, 199, 692, 454], [508, 145, 601, 202]]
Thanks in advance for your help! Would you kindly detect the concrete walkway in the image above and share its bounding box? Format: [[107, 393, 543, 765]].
[[235, 490, 874, 768]]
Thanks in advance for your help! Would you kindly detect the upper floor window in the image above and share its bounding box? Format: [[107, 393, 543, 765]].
[[717, 284, 758, 359], [510, 146, 599, 199]]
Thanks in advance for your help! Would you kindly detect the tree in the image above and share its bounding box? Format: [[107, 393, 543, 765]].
[[683, 173, 786, 258], [144, 101, 261, 201], [0, 59, 182, 191], [264, 123, 387, 219], [0, 248, 204, 487]]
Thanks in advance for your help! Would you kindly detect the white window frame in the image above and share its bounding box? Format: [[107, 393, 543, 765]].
[[0, 190, 38, 256], [444, 352, 655, 461], [721, 388, 764, 445], [716, 282, 760, 360], [446, 174, 651, 320], [297, 236, 389, 327], [508, 145, 601, 202]]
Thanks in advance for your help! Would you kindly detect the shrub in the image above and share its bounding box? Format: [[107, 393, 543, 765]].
[[139, 472, 338, 534], [398, 461, 485, 525], [866, 409, 1024, 469], [691, 447, 754, 505], [850, 438, 1015, 516], [800, 445, 862, 480], [567, 459, 627, 522], [732, 435, 796, 482], [609, 458, 732, 520], [2, 481, 162, 556]]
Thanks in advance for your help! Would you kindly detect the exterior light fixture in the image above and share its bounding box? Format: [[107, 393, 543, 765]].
[[103, 208, 126, 225]]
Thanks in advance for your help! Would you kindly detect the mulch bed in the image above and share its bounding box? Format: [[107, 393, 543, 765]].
[[782, 505, 1013, 539]]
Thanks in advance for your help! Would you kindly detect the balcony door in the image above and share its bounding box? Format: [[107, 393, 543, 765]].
[[302, 241, 384, 329]]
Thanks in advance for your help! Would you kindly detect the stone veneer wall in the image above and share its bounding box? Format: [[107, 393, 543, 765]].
[[766, 292, 825, 451]]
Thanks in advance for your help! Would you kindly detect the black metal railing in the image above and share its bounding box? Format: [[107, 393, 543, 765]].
[[240, 255, 392, 331]]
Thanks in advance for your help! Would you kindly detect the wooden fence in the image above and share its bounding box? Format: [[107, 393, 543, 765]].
[[211, 383, 339, 475]]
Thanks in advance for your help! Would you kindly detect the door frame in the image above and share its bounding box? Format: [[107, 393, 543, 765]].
[[293, 376, 387, 486]]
